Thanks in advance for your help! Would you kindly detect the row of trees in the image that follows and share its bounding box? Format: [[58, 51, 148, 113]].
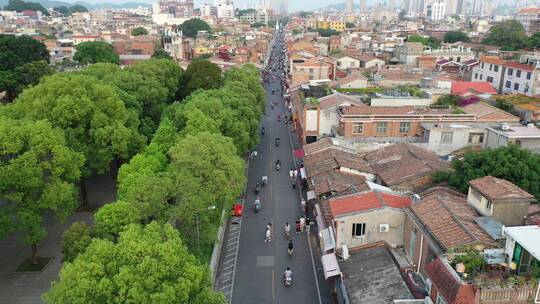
[[433, 145, 540, 200], [52, 4, 88, 16], [44, 61, 264, 302], [483, 20, 540, 51], [3, 0, 49, 15]]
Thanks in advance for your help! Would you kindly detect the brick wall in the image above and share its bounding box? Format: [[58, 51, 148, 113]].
[[341, 121, 421, 137]]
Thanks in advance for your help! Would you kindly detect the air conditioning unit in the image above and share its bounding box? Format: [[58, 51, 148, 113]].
[[379, 224, 390, 233]]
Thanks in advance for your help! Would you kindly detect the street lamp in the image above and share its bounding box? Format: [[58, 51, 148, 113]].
[[196, 205, 216, 255]]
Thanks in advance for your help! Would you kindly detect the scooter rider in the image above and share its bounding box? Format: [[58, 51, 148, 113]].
[[284, 222, 290, 239], [287, 240, 294, 256], [284, 267, 293, 286], [275, 159, 281, 170]]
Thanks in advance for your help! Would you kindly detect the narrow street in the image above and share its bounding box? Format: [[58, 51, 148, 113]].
[[231, 33, 324, 304]]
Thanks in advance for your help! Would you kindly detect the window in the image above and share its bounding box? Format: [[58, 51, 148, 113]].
[[514, 83, 520, 91], [352, 123, 363, 134], [487, 76, 493, 83], [506, 81, 511, 88], [527, 72, 532, 80], [486, 200, 492, 212], [481, 62, 484, 69], [399, 122, 411, 134], [441, 131, 453, 144], [468, 132, 484, 144], [309, 68, 314, 74], [474, 73, 478, 79], [352, 223, 366, 237], [376, 122, 387, 133], [480, 74, 483, 80], [517, 70, 522, 78], [489, 64, 493, 71], [494, 65, 499, 72], [508, 68, 513, 76]]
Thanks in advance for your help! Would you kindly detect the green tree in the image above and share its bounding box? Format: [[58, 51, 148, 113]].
[[0, 34, 50, 101], [346, 22, 355, 28], [151, 49, 172, 59], [432, 145, 540, 200], [250, 22, 266, 28], [168, 132, 245, 251], [179, 59, 223, 98], [61, 222, 92, 262], [444, 31, 471, 43], [178, 18, 211, 38], [483, 20, 528, 51], [94, 201, 141, 240], [68, 4, 88, 13], [527, 32, 540, 49], [43, 222, 225, 304], [435, 94, 460, 106], [9, 73, 139, 207], [53, 5, 69, 14], [4, 0, 49, 15], [131, 27, 149, 36], [317, 28, 340, 37], [407, 34, 429, 45], [0, 119, 84, 264], [237, 8, 256, 17], [127, 58, 183, 103], [73, 41, 120, 64]]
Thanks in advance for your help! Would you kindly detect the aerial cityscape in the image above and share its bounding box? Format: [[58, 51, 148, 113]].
[[1, 0, 540, 303]]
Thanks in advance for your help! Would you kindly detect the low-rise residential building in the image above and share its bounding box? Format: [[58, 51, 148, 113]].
[[421, 123, 486, 155], [485, 123, 540, 153], [336, 55, 360, 70], [467, 176, 535, 226], [363, 144, 450, 192], [335, 73, 368, 89], [321, 190, 412, 249], [503, 225, 540, 276], [515, 7, 540, 35], [472, 56, 506, 91]]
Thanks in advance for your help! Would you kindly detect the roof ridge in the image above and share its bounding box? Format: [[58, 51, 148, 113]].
[[437, 194, 478, 244], [373, 190, 386, 207]]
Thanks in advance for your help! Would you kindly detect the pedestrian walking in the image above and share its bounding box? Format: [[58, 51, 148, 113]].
[[293, 169, 298, 179], [300, 216, 305, 233], [265, 228, 271, 243], [305, 217, 311, 233], [295, 218, 301, 234], [289, 169, 293, 180], [301, 199, 306, 214]]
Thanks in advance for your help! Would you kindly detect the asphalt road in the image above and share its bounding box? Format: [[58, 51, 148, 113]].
[[231, 37, 322, 304]]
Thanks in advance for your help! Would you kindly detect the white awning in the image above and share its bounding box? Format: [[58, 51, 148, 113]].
[[307, 190, 316, 201], [321, 226, 336, 252], [321, 253, 341, 280]]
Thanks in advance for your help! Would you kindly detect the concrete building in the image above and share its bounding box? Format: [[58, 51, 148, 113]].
[[201, 4, 217, 17], [322, 190, 412, 250], [346, 0, 354, 13], [421, 123, 486, 155], [485, 123, 540, 154], [425, 0, 446, 20], [336, 56, 360, 70], [468, 176, 535, 226], [397, 42, 424, 65], [472, 56, 506, 91], [216, 0, 234, 19], [515, 7, 540, 35], [359, 0, 367, 14]]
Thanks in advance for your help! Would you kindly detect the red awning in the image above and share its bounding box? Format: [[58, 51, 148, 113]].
[[294, 149, 304, 159]]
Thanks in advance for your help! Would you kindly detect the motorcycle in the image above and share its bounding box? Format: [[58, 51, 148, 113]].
[[275, 138, 280, 147], [261, 128, 265, 135], [255, 183, 261, 195], [275, 162, 281, 171], [254, 199, 261, 213], [284, 273, 292, 287], [261, 176, 268, 187]]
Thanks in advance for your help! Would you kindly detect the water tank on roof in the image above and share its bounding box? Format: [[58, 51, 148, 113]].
[[501, 123, 510, 131]]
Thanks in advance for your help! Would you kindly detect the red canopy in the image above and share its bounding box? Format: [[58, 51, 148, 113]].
[[294, 149, 304, 159]]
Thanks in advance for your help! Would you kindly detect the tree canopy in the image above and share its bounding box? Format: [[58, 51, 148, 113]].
[[53, 5, 88, 15], [73, 41, 120, 64], [131, 27, 149, 36], [407, 34, 441, 48], [0, 119, 84, 263], [179, 59, 223, 98], [8, 73, 138, 176], [0, 34, 51, 101], [443, 31, 470, 43], [317, 28, 340, 37], [433, 145, 540, 200], [3, 0, 49, 15], [178, 18, 211, 38], [483, 20, 528, 51], [151, 49, 172, 59], [43, 222, 226, 304]]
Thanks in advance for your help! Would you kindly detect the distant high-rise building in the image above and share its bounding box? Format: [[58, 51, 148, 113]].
[[346, 0, 354, 13], [201, 3, 217, 16], [388, 0, 395, 10], [359, 0, 367, 13], [272, 0, 287, 15], [216, 0, 234, 18], [155, 0, 194, 17], [425, 0, 446, 19], [445, 0, 457, 15], [471, 0, 483, 15]]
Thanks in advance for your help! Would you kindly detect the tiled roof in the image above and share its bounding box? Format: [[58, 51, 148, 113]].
[[505, 61, 535, 72], [304, 138, 335, 155], [304, 147, 373, 178], [318, 93, 365, 110], [517, 7, 540, 13], [363, 144, 450, 187], [328, 190, 412, 217], [451, 82, 497, 96], [340, 105, 416, 116], [461, 102, 519, 122], [311, 171, 369, 197], [479, 56, 506, 65], [410, 187, 496, 250], [336, 73, 368, 86], [468, 176, 535, 202]]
